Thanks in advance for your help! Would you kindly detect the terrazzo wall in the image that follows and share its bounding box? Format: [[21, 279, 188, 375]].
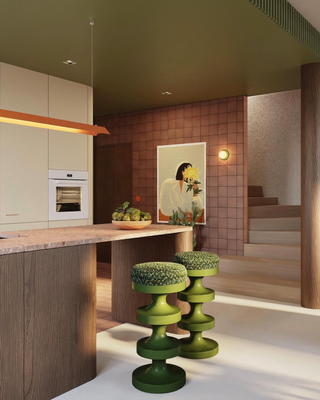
[[95, 96, 248, 256], [248, 90, 301, 205]]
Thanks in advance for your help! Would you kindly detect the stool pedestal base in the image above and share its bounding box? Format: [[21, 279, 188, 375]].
[[133, 361, 186, 394], [180, 333, 219, 359]]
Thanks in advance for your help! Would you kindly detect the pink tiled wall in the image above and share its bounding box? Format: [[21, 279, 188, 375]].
[[95, 96, 248, 256]]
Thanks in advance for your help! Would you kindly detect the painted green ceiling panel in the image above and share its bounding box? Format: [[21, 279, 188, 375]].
[[0, 0, 319, 116]]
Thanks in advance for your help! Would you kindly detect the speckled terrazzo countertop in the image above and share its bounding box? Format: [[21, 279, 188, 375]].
[[0, 223, 192, 255]]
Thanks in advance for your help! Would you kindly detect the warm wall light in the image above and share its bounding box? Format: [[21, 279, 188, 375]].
[[0, 108, 110, 136], [219, 149, 230, 160]]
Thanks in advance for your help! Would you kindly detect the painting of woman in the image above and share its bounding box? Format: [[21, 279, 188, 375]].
[[157, 143, 206, 224]]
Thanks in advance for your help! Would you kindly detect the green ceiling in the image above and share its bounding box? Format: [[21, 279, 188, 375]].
[[0, 0, 319, 116]]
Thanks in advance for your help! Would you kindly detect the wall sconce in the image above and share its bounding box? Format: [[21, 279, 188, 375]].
[[219, 149, 230, 160]]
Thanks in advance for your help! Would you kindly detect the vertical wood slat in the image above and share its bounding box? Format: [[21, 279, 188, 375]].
[[0, 253, 24, 400], [301, 63, 320, 309]]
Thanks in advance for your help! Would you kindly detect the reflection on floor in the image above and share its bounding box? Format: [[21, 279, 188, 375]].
[[58, 292, 320, 400], [97, 262, 122, 333]]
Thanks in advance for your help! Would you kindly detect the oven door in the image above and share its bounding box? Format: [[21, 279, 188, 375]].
[[49, 179, 88, 221]]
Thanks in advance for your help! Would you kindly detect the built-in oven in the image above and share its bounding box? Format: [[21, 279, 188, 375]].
[[48, 170, 88, 221]]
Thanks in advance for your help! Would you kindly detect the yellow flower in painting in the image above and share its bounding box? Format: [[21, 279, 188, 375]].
[[183, 165, 200, 183]]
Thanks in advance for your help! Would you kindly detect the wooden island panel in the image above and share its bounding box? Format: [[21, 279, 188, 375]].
[[0, 253, 24, 400], [0, 224, 192, 399], [0, 244, 96, 400]]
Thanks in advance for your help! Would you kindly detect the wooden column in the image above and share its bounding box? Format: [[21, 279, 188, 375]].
[[301, 63, 320, 308]]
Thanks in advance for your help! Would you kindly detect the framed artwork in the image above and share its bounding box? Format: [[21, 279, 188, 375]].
[[157, 142, 206, 224]]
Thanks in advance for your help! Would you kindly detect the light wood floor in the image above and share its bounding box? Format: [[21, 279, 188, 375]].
[[96, 262, 122, 333]]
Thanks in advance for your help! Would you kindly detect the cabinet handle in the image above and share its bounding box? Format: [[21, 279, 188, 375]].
[[6, 213, 19, 216]]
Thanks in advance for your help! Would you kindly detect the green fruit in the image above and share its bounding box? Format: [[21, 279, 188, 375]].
[[117, 212, 124, 221], [144, 212, 152, 220], [131, 213, 140, 221], [123, 214, 131, 221], [112, 212, 118, 220]]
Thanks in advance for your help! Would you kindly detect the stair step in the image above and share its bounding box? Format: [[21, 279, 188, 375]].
[[206, 272, 300, 304], [248, 185, 263, 197], [249, 217, 301, 231], [249, 205, 301, 219], [248, 230, 301, 245], [248, 197, 278, 206], [244, 244, 301, 261], [219, 255, 300, 281]]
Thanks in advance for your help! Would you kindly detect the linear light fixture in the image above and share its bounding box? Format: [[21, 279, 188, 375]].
[[0, 108, 110, 136]]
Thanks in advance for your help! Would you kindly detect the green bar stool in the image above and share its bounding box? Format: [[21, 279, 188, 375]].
[[172, 251, 219, 359], [131, 262, 188, 394]]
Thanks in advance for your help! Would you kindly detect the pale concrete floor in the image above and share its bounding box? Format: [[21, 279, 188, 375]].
[[57, 292, 320, 400]]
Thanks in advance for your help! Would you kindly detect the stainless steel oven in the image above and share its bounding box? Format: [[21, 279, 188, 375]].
[[48, 170, 88, 221]]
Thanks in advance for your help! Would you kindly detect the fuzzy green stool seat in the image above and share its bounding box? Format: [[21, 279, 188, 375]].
[[172, 251, 219, 359], [131, 262, 187, 394]]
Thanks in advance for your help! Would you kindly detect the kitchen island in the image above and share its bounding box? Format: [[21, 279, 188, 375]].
[[0, 223, 192, 400]]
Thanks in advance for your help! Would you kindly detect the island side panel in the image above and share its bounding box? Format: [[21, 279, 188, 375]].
[[0, 253, 24, 400], [175, 231, 193, 254], [23, 244, 96, 400], [112, 231, 193, 334]]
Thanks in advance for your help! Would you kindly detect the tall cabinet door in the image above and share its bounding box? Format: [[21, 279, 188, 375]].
[[49, 76, 88, 171], [0, 63, 49, 224]]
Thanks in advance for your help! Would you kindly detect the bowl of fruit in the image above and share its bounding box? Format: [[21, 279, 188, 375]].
[[111, 201, 152, 230]]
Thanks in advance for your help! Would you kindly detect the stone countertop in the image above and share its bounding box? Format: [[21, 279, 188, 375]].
[[0, 223, 192, 255]]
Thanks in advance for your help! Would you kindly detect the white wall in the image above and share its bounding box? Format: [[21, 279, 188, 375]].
[[248, 90, 301, 205]]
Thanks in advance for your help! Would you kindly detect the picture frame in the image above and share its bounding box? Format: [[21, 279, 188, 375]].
[[157, 142, 206, 225]]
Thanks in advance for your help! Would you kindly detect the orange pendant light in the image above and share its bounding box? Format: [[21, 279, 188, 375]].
[[0, 108, 110, 136]]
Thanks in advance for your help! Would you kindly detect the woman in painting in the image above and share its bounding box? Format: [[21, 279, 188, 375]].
[[159, 162, 203, 218]]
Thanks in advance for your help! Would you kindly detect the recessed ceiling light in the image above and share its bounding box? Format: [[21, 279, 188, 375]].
[[63, 60, 77, 65], [162, 91, 172, 95]]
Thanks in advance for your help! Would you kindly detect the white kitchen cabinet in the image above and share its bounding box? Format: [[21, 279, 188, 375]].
[[48, 76, 89, 171], [49, 219, 88, 228], [0, 222, 49, 232], [0, 124, 48, 224], [0, 62, 48, 116], [0, 63, 49, 225], [0, 63, 93, 229]]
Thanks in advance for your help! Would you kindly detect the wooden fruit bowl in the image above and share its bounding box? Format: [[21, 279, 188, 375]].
[[112, 220, 152, 230]]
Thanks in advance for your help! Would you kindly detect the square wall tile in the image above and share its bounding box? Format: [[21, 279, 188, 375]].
[[95, 95, 248, 256]]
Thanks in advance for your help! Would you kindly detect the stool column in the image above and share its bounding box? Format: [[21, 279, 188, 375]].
[[173, 251, 220, 359], [131, 262, 188, 394], [178, 271, 219, 359]]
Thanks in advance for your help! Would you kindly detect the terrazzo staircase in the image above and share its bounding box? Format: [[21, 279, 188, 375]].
[[205, 186, 301, 304]]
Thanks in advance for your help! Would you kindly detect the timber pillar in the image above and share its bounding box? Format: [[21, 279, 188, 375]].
[[301, 63, 320, 308]]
